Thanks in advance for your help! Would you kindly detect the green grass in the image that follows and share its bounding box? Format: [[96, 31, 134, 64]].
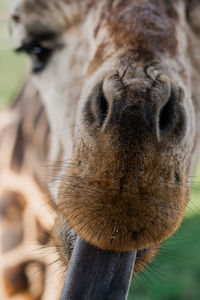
[[0, 49, 28, 109], [0, 0, 12, 10], [1, 1, 200, 299], [131, 215, 200, 300], [0, 0, 28, 110]]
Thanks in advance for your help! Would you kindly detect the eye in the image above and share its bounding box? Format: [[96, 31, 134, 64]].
[[16, 41, 53, 73]]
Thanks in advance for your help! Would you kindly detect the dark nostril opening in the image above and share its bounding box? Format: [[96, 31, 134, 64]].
[[159, 89, 176, 135], [95, 86, 109, 126]]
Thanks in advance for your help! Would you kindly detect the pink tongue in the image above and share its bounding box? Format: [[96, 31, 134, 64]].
[[60, 236, 137, 300]]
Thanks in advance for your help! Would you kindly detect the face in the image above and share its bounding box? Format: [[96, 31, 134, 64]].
[[11, 0, 200, 296]]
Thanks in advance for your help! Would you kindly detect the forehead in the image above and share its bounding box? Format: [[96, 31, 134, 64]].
[[12, 0, 91, 32], [13, 0, 178, 27], [103, 0, 178, 59], [13, 0, 179, 61]]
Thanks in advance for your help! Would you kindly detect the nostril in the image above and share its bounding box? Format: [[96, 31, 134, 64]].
[[158, 88, 176, 135], [95, 86, 109, 126], [158, 86, 187, 143]]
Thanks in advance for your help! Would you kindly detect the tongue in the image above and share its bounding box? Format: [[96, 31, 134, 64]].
[[60, 236, 137, 300]]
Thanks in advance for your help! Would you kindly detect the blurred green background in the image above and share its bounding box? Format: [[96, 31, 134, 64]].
[[0, 0, 28, 110], [1, 1, 200, 299]]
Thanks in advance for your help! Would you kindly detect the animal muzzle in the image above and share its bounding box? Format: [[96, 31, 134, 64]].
[[60, 236, 137, 300], [58, 71, 188, 252], [58, 71, 189, 298]]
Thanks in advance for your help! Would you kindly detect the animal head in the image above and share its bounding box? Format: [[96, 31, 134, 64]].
[[11, 0, 200, 291]]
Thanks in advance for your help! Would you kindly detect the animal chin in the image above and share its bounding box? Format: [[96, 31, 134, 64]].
[[54, 214, 159, 274], [58, 174, 188, 252], [57, 144, 188, 298], [56, 184, 185, 299]]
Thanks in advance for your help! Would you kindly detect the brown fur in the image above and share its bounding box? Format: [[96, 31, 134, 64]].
[[0, 81, 62, 299], [0, 191, 26, 253], [106, 1, 178, 58], [59, 132, 188, 251]]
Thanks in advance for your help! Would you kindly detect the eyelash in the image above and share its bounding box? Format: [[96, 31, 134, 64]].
[[16, 41, 54, 73]]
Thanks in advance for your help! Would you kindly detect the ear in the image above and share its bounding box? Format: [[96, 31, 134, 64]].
[[186, 0, 200, 34]]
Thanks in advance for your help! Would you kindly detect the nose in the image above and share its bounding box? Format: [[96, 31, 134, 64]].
[[85, 74, 187, 145]]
